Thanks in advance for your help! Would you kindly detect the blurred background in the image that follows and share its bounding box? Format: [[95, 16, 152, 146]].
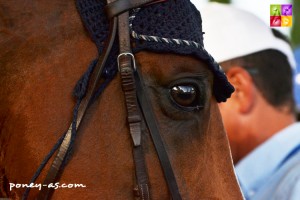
[[191, 0, 300, 118]]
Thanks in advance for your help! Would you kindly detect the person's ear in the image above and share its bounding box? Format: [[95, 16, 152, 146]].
[[225, 66, 256, 114]]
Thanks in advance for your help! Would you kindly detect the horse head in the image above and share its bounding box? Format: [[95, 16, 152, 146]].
[[0, 0, 243, 199]]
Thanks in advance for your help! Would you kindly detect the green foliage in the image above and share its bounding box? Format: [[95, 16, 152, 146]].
[[291, 0, 300, 47], [209, 0, 230, 3]]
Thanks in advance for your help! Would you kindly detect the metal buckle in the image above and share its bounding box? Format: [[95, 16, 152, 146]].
[[117, 52, 137, 72]]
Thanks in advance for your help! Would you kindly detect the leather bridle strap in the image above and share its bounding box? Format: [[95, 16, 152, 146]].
[[105, 0, 166, 18], [33, 16, 118, 200], [107, 0, 182, 199], [29, 0, 181, 199], [118, 52, 150, 199], [117, 6, 151, 199], [134, 68, 182, 200]]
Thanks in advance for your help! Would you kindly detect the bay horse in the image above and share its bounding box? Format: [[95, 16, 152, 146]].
[[0, 0, 243, 199]]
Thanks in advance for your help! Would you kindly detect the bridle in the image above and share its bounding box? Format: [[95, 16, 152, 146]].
[[23, 0, 182, 199]]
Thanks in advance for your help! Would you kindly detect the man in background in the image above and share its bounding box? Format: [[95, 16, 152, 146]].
[[199, 3, 300, 200]]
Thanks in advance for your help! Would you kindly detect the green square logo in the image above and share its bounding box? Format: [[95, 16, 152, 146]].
[[270, 4, 281, 16]]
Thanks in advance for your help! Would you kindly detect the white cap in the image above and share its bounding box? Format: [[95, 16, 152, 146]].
[[198, 3, 296, 69]]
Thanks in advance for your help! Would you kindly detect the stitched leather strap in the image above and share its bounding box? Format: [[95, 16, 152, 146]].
[[118, 10, 151, 199], [117, 4, 181, 199]]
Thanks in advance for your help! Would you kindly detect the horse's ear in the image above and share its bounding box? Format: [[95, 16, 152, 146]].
[[225, 66, 256, 114]]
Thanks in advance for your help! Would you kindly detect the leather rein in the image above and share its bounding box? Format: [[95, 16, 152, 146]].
[[23, 0, 182, 199]]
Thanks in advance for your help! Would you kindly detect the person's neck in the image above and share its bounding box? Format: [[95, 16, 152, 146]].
[[235, 99, 296, 164], [254, 103, 296, 144]]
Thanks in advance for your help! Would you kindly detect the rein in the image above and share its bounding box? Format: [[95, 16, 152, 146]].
[[23, 14, 118, 200], [23, 0, 182, 199]]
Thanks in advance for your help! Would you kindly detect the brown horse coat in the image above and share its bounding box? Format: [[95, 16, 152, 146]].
[[0, 1, 243, 199]]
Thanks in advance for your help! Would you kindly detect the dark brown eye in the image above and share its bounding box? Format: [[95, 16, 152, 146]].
[[170, 85, 203, 111]]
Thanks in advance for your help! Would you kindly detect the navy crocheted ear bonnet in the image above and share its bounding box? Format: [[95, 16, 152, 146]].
[[76, 0, 234, 102]]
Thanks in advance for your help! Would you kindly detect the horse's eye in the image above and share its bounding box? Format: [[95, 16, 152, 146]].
[[170, 85, 203, 111]]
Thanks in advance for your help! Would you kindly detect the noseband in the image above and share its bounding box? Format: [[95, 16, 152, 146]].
[[23, 0, 182, 199]]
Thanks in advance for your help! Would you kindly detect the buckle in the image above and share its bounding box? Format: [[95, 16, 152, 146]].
[[117, 52, 137, 72]]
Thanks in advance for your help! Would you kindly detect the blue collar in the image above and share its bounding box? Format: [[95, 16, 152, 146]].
[[236, 123, 300, 198]]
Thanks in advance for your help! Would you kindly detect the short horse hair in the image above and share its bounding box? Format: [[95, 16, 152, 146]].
[[220, 47, 295, 113]]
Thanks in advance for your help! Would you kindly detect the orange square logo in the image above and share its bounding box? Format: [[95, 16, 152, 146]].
[[281, 16, 292, 27]]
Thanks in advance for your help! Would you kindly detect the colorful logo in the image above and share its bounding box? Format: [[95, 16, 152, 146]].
[[270, 4, 292, 27]]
